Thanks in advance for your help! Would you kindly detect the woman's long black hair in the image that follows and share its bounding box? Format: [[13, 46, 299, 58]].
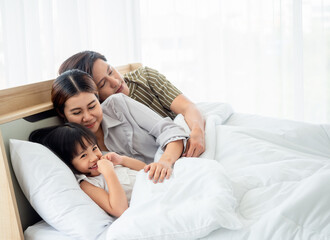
[[51, 69, 99, 120], [29, 122, 98, 172]]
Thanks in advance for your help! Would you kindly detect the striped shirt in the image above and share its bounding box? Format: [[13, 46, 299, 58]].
[[123, 66, 182, 119]]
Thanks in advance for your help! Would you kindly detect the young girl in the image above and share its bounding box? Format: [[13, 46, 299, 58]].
[[29, 122, 146, 218], [51, 69, 189, 183]]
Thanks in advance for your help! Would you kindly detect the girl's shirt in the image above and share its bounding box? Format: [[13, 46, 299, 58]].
[[101, 93, 189, 164], [75, 165, 137, 204]]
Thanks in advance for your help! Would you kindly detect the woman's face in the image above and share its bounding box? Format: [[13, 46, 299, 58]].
[[63, 92, 103, 134], [92, 59, 130, 102], [71, 138, 102, 177]]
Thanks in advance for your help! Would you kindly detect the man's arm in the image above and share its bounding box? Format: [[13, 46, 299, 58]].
[[170, 94, 205, 157], [144, 67, 205, 157]]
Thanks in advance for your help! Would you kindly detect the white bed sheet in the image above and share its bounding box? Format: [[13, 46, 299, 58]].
[[24, 220, 109, 240], [24, 221, 70, 240], [24, 103, 330, 240]]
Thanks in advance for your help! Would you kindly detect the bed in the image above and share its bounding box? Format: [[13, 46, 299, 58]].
[[1, 63, 330, 240]]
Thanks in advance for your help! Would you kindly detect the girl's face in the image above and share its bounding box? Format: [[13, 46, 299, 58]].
[[63, 92, 103, 134], [72, 138, 103, 176], [92, 59, 130, 102]]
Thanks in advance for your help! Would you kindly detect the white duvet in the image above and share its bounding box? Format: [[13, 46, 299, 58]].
[[25, 103, 330, 240], [107, 158, 242, 240], [198, 104, 330, 239], [106, 103, 238, 240], [107, 103, 330, 240]]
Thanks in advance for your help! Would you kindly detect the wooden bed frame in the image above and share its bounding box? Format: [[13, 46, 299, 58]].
[[0, 63, 142, 239]]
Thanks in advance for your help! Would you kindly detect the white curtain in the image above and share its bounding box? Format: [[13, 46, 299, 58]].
[[0, 0, 141, 88], [140, 0, 330, 123], [1, 0, 329, 123]]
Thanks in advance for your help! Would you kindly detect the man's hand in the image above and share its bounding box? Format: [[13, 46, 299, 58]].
[[182, 127, 205, 157]]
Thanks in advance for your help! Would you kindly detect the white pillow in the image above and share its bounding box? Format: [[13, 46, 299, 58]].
[[107, 158, 242, 240], [9, 139, 113, 240]]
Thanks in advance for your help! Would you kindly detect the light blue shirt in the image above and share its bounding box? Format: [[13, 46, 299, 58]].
[[101, 94, 189, 164]]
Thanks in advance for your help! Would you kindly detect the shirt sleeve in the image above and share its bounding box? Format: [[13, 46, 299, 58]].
[[144, 67, 182, 111], [110, 94, 189, 150]]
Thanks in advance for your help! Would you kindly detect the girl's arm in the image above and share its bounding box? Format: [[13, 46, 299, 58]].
[[144, 139, 184, 183], [121, 156, 146, 170], [80, 159, 128, 217], [102, 152, 146, 171]]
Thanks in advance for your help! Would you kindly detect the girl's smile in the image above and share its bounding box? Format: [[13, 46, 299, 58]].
[[71, 138, 102, 176], [89, 163, 98, 170]]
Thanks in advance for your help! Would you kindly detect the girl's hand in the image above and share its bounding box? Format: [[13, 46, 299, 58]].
[[101, 152, 123, 165], [97, 159, 114, 175], [144, 161, 172, 184]]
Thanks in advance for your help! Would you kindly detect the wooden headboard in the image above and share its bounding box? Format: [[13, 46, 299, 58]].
[[0, 63, 142, 239]]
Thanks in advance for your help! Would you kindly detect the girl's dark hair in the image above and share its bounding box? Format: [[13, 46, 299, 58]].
[[29, 122, 98, 172], [51, 69, 99, 119], [58, 50, 107, 77]]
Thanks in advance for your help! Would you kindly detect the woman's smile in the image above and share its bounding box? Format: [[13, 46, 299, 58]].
[[85, 122, 96, 129]]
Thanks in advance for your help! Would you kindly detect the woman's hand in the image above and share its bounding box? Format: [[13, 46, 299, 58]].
[[101, 152, 123, 165], [144, 140, 183, 183], [144, 160, 173, 184], [182, 127, 205, 157]]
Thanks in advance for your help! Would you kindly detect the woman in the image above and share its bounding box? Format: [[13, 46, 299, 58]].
[[51, 69, 189, 183], [58, 50, 205, 158]]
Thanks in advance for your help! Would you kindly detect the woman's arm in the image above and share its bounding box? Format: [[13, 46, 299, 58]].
[[102, 152, 146, 171], [144, 139, 184, 183], [80, 159, 128, 217], [170, 94, 205, 157], [108, 94, 189, 182]]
